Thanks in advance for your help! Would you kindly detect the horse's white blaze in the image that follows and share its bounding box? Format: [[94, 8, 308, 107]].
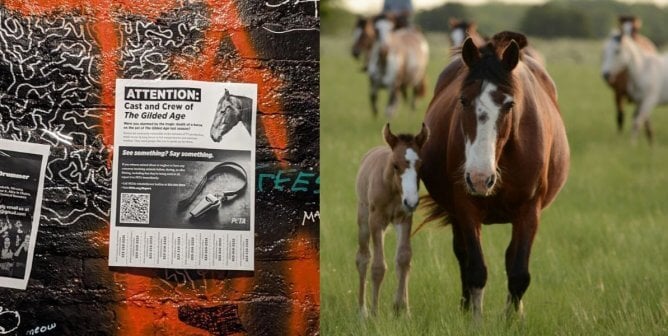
[[375, 19, 394, 45], [400, 148, 419, 209], [622, 21, 634, 35], [601, 37, 621, 77], [464, 82, 509, 179], [451, 28, 465, 47]]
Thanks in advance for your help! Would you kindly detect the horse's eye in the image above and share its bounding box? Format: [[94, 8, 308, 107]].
[[503, 101, 515, 111], [393, 164, 399, 171], [460, 96, 469, 107]]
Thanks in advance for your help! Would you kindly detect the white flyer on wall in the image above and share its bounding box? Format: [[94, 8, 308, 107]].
[[109, 79, 256, 270], [0, 139, 49, 290]]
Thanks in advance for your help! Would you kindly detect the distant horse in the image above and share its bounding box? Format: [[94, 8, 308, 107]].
[[210, 89, 252, 142], [351, 16, 376, 71], [356, 123, 429, 316], [367, 17, 429, 118], [448, 18, 486, 49], [602, 16, 657, 134], [601, 30, 668, 143], [420, 33, 569, 320]]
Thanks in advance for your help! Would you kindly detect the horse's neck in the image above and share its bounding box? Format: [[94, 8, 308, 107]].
[[236, 96, 252, 132], [625, 40, 654, 80]]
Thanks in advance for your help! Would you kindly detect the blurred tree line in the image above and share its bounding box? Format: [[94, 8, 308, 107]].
[[414, 0, 668, 46]]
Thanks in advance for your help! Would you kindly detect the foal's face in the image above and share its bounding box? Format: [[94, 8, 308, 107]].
[[601, 35, 628, 83], [391, 144, 421, 212], [384, 124, 429, 213]]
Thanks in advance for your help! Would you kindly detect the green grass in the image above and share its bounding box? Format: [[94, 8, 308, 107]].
[[321, 34, 668, 335]]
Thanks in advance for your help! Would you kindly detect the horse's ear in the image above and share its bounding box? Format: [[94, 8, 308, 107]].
[[461, 37, 480, 68], [223, 89, 229, 99], [415, 123, 430, 149], [501, 39, 520, 71], [383, 123, 398, 148]]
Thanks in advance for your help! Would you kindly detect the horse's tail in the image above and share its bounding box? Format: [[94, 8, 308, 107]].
[[412, 194, 449, 237]]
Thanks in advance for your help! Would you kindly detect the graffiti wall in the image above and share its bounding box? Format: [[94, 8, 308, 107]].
[[0, 0, 319, 334]]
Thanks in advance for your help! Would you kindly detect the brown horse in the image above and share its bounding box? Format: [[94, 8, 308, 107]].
[[210, 89, 252, 142], [356, 123, 429, 317], [420, 32, 569, 320], [367, 16, 429, 118], [602, 15, 658, 133], [448, 18, 486, 49], [351, 16, 376, 71]]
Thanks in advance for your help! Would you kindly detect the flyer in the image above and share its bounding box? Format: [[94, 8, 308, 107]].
[[109, 79, 256, 270], [0, 139, 49, 290]]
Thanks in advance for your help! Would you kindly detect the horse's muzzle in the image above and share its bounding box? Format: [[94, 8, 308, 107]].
[[602, 72, 611, 83], [403, 199, 418, 213], [465, 171, 497, 196]]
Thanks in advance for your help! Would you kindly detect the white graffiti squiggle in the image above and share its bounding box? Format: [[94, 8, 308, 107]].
[[0, 306, 20, 335], [263, 0, 320, 34], [119, 5, 208, 79], [0, 8, 111, 226]]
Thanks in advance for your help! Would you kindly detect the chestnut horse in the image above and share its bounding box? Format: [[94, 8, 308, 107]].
[[421, 32, 569, 320], [356, 123, 429, 316], [210, 89, 252, 142], [448, 18, 486, 49], [602, 15, 657, 134]]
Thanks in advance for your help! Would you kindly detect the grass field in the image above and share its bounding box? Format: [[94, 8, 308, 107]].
[[321, 33, 668, 335]]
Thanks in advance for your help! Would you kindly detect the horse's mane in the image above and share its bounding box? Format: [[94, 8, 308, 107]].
[[449, 31, 530, 93]]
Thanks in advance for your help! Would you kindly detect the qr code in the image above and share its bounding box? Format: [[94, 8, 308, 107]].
[[119, 193, 150, 224]]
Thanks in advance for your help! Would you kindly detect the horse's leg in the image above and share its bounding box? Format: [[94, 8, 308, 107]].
[[615, 91, 625, 132], [644, 120, 654, 145], [393, 217, 412, 315], [452, 220, 487, 322], [505, 204, 539, 319], [385, 87, 399, 118], [369, 210, 387, 315], [356, 203, 371, 317], [632, 95, 658, 144], [370, 78, 379, 117]]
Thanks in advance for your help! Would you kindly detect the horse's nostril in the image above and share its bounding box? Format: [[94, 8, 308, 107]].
[[603, 73, 610, 82], [486, 175, 495, 189], [465, 173, 474, 189]]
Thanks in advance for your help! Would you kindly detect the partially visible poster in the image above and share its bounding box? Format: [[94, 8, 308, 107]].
[[109, 79, 256, 270], [0, 140, 49, 290]]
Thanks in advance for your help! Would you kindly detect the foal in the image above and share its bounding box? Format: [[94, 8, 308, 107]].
[[356, 123, 429, 316]]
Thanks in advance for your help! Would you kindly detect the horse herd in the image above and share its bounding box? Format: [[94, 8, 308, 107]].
[[352, 14, 659, 320]]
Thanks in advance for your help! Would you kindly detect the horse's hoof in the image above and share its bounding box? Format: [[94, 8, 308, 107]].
[[392, 303, 410, 317], [359, 307, 369, 319]]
